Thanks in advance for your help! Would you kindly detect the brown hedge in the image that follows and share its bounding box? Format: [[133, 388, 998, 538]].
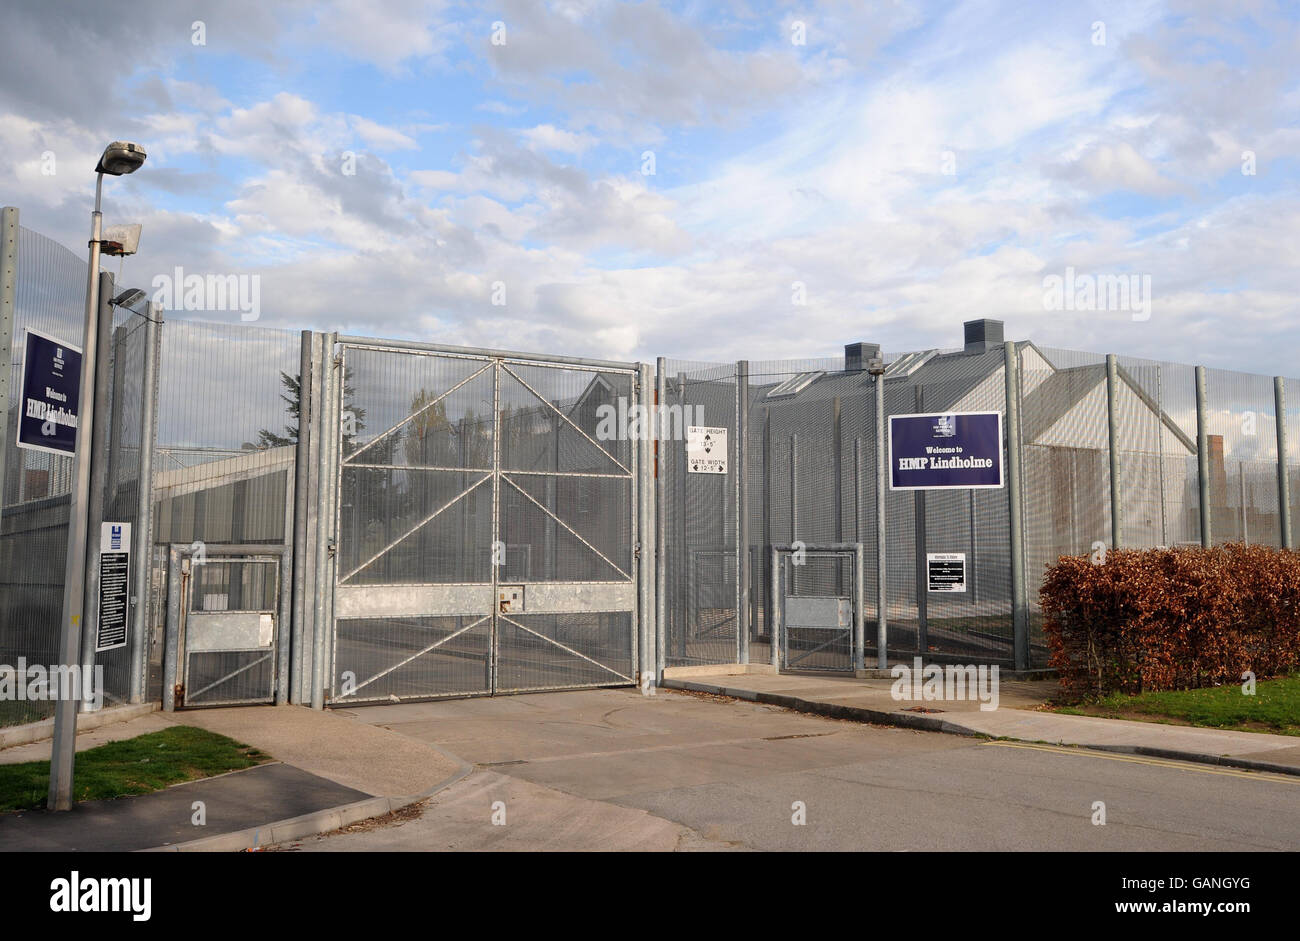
[[1039, 544, 1300, 697]]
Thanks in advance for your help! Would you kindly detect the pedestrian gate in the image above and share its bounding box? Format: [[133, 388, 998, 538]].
[[166, 547, 289, 708], [327, 340, 643, 703], [771, 543, 864, 673]]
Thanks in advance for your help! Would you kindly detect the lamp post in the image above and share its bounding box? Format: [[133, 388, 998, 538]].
[[48, 141, 146, 811]]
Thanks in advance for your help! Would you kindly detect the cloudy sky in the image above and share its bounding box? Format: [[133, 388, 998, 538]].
[[2, 0, 1297, 374]]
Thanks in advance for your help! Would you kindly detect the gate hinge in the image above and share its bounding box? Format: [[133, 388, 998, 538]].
[[633, 541, 642, 559], [327, 539, 337, 557], [333, 353, 343, 368]]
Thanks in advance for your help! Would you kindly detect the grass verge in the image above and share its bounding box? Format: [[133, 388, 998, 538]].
[[1053, 675, 1300, 735], [0, 725, 270, 813]]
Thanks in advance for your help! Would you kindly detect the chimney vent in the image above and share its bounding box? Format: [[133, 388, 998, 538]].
[[845, 342, 881, 372], [963, 319, 1004, 354]]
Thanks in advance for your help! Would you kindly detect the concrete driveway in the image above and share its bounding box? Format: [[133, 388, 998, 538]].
[[272, 687, 1300, 852]]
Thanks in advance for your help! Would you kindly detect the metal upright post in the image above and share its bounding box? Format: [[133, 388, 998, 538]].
[[1275, 377, 1291, 549], [78, 272, 115, 709], [655, 358, 666, 683], [50, 179, 107, 810], [637, 362, 654, 684], [874, 370, 887, 669], [913, 385, 927, 652], [310, 335, 335, 709], [129, 303, 161, 702], [0, 207, 17, 507], [736, 361, 750, 664], [1004, 341, 1029, 672], [290, 331, 313, 703], [789, 433, 798, 596], [1195, 365, 1212, 547], [1105, 353, 1122, 548], [1239, 463, 1248, 544]]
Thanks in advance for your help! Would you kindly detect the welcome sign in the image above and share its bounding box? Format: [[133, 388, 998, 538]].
[[16, 328, 82, 456], [889, 411, 1003, 490]]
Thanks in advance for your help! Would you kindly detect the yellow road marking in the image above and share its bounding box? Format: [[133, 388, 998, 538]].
[[980, 740, 1300, 785]]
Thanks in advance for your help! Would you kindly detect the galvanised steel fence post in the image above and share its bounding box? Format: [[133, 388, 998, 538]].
[[290, 330, 313, 703], [129, 302, 161, 702], [1106, 353, 1122, 549], [1196, 365, 1212, 547], [1275, 377, 1291, 549], [655, 357, 666, 682], [0, 207, 17, 508], [736, 360, 750, 664], [1004, 340, 1029, 672]]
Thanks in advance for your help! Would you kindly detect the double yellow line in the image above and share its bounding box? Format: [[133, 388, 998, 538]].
[[980, 740, 1300, 785]]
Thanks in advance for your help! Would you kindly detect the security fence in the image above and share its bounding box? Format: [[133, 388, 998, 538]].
[[6, 208, 1300, 728], [658, 336, 1300, 674], [0, 214, 159, 723]]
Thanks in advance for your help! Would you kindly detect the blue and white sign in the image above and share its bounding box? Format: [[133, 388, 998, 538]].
[[889, 411, 1003, 490], [16, 327, 82, 456]]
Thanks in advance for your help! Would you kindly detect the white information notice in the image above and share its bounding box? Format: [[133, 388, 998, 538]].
[[686, 426, 727, 474], [927, 552, 966, 593]]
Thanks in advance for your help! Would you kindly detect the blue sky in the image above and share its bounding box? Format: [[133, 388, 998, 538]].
[[1, 0, 1298, 374]]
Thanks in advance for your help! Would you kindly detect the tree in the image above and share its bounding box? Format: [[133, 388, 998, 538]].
[[255, 369, 367, 454]]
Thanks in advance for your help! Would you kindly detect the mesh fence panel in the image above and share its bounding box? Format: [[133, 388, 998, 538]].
[[148, 319, 301, 702], [661, 360, 738, 666], [0, 226, 85, 725], [1204, 368, 1281, 547]]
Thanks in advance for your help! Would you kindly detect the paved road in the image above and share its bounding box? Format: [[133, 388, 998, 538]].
[[275, 688, 1300, 852]]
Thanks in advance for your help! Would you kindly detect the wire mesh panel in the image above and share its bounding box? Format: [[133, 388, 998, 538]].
[[148, 319, 300, 704], [0, 226, 85, 725], [331, 343, 638, 703], [1204, 368, 1281, 547], [661, 360, 738, 666]]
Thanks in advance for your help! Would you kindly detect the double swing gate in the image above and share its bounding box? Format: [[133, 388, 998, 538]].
[[322, 338, 647, 704]]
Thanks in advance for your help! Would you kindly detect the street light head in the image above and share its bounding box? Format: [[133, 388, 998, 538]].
[[866, 357, 886, 376], [95, 141, 147, 176], [110, 288, 147, 309]]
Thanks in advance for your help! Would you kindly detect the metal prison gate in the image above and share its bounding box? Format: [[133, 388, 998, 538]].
[[315, 336, 651, 704]]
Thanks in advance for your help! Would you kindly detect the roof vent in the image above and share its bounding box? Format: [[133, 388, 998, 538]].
[[963, 319, 1004, 354], [845, 342, 881, 373]]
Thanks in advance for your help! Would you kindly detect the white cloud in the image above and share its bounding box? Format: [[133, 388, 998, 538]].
[[519, 124, 597, 155]]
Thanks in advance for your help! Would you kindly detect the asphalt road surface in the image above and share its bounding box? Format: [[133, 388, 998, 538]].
[[274, 688, 1300, 852]]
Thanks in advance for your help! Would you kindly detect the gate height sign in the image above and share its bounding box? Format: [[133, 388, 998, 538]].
[[686, 426, 727, 474], [889, 411, 1003, 490], [16, 328, 82, 456]]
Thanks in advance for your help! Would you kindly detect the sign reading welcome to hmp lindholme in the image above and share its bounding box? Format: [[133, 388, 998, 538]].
[[889, 411, 1003, 490], [16, 327, 82, 456]]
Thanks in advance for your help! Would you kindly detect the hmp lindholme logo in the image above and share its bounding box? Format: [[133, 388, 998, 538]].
[[932, 414, 956, 438], [50, 872, 151, 921]]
